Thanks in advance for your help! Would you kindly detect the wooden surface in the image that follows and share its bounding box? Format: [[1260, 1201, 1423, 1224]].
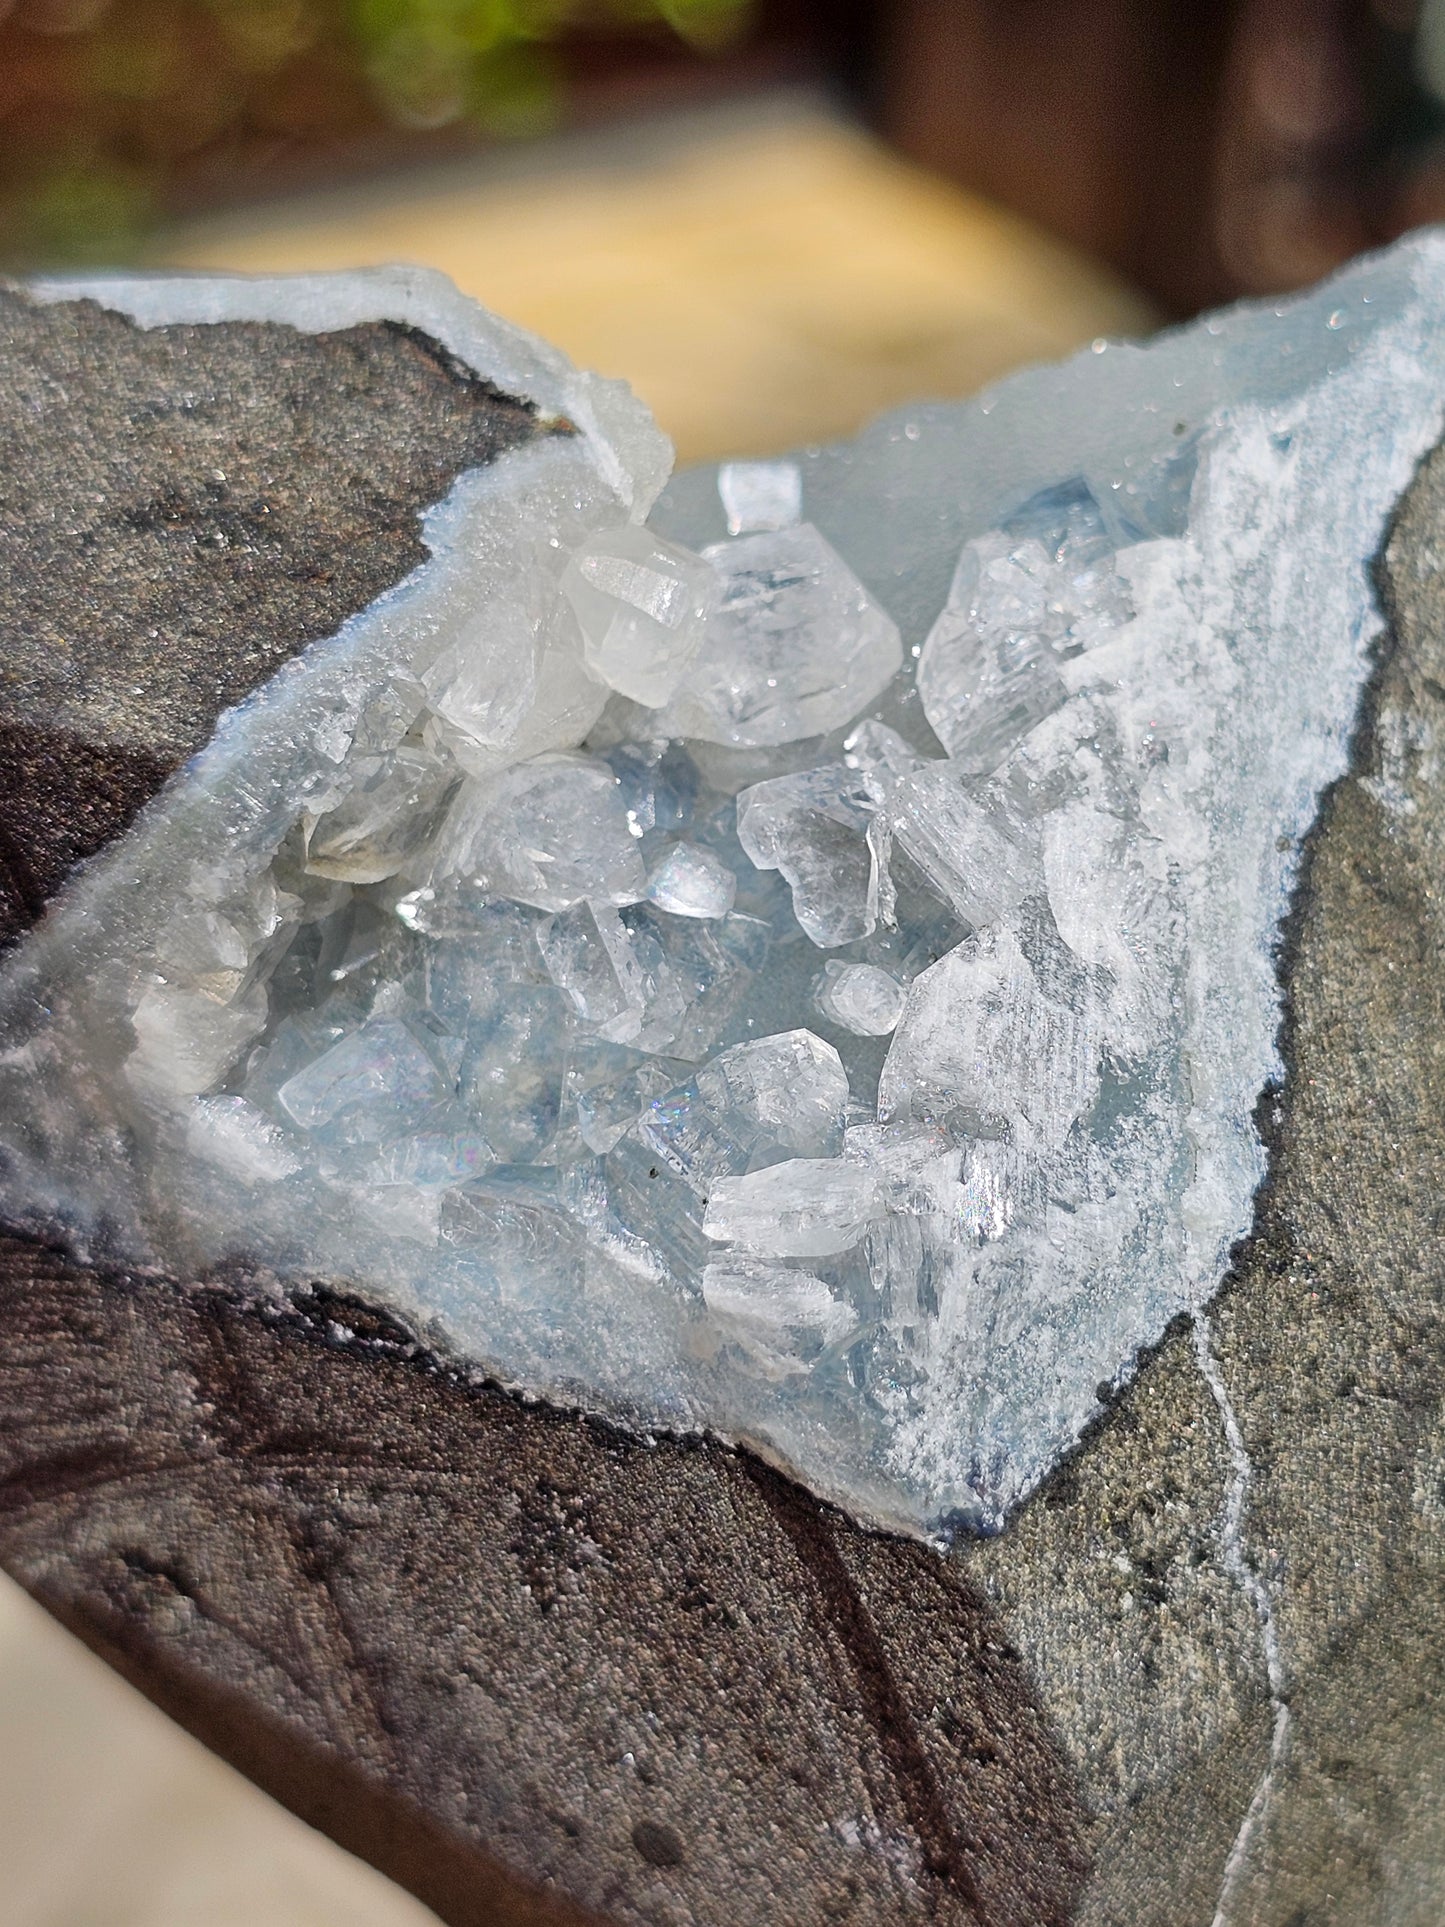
[[150, 96, 1155, 465]]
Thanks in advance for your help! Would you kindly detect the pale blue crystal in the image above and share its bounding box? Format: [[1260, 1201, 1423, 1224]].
[[572, 1051, 679, 1156], [701, 1257, 858, 1380], [538, 902, 650, 1041], [457, 984, 573, 1162], [432, 752, 646, 912], [370, 1125, 498, 1189], [637, 1027, 847, 1197], [717, 459, 802, 536], [601, 738, 698, 839], [917, 476, 1137, 778], [277, 1015, 450, 1145]]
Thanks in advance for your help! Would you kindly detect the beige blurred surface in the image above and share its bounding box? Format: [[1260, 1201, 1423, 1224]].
[[0, 1572, 438, 1926], [152, 94, 1156, 463], [4, 95, 1153, 1925]]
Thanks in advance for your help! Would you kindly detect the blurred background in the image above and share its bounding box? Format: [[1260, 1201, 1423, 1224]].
[[3, 0, 1445, 1919], [4, 0, 1445, 451]]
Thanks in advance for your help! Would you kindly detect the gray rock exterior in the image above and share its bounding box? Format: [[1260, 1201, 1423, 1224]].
[[0, 280, 1442, 1924], [961, 436, 1445, 1925]]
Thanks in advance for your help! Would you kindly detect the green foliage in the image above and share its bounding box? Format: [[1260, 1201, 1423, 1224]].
[[3, 161, 155, 267], [0, 0, 753, 268], [347, 0, 749, 131]]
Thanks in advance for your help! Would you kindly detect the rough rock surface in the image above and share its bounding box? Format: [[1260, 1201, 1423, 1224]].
[[0, 288, 551, 943], [2, 283, 1445, 1926], [0, 1241, 1088, 1927]]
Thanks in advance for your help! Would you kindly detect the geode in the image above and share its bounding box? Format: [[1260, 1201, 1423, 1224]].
[[1, 245, 1442, 1538]]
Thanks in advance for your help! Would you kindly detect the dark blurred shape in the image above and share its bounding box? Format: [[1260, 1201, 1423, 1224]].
[[0, 0, 836, 269], [878, 0, 1445, 311]]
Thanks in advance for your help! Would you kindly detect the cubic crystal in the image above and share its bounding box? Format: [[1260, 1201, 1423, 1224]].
[[815, 961, 906, 1036], [717, 459, 803, 536]]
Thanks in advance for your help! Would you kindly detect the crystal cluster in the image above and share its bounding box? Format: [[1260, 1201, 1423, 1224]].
[[2, 246, 1443, 1536]]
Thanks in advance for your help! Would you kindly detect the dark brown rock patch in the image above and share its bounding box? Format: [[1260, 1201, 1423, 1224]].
[[0, 1234, 1091, 1926]]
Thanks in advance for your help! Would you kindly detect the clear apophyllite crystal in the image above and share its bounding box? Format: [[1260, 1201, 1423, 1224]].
[[560, 526, 716, 707], [645, 842, 736, 919], [3, 244, 1444, 1537], [815, 961, 905, 1036], [656, 523, 903, 746]]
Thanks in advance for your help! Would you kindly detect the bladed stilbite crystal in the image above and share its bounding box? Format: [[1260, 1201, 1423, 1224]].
[[1, 246, 1443, 1536]]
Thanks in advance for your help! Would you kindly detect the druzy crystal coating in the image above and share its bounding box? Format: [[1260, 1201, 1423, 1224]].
[[2, 248, 1443, 1536]]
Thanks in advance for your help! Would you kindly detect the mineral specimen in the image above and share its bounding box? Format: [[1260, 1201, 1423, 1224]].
[[1, 245, 1442, 1537]]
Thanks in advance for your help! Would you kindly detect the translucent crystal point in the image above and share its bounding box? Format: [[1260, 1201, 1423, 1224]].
[[843, 719, 926, 794], [917, 479, 1135, 775], [704, 1157, 882, 1258], [878, 920, 1096, 1150], [645, 842, 736, 918], [431, 751, 646, 912], [277, 1015, 450, 1143], [877, 764, 1040, 928], [370, 1126, 497, 1190], [735, 764, 876, 946], [572, 1052, 677, 1155], [638, 1028, 848, 1192], [304, 745, 455, 884], [604, 738, 697, 837], [457, 983, 572, 1162], [538, 902, 649, 1042], [705, 1028, 849, 1155]]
